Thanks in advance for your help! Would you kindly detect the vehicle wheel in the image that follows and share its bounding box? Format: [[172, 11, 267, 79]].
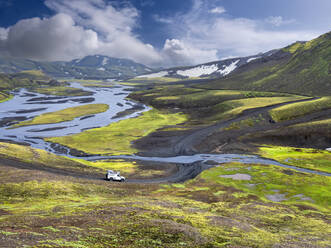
[[121, 179, 125, 182]]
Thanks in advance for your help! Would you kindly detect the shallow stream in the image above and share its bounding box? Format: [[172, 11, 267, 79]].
[[0, 82, 330, 178]]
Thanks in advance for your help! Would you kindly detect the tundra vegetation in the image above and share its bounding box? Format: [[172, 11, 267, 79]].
[[130, 85, 308, 125], [0, 92, 11, 103], [47, 109, 187, 155], [269, 97, 331, 122], [12, 104, 109, 128], [32, 86, 93, 96], [259, 146, 331, 173], [0, 143, 330, 247]]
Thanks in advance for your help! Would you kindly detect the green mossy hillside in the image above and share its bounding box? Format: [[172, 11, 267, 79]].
[[196, 32, 331, 96], [0, 142, 103, 174], [130, 85, 306, 124], [269, 97, 331, 122], [0, 70, 62, 93]]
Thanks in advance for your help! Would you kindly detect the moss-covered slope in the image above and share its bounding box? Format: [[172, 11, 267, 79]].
[[199, 32, 331, 96]]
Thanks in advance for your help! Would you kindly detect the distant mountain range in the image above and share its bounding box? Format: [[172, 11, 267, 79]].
[[0, 55, 152, 80], [136, 50, 278, 80]]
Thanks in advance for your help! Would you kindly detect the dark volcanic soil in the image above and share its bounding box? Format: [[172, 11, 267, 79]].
[[112, 103, 145, 119], [133, 98, 331, 156], [12, 108, 47, 114], [0, 116, 28, 127], [27, 126, 69, 132]]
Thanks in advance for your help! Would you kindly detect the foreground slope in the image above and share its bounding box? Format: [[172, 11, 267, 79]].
[[0, 142, 330, 248]]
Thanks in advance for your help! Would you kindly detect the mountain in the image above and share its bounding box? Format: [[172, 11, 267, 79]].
[[136, 50, 278, 79], [136, 32, 330, 96], [0, 55, 152, 80], [195, 32, 331, 96]]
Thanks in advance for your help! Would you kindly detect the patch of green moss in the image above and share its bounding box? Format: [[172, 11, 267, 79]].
[[33, 86, 92, 96], [0, 230, 17, 236], [0, 142, 103, 174], [270, 97, 331, 122], [0, 92, 12, 103], [12, 104, 109, 128], [283, 42, 304, 53], [199, 162, 331, 211], [224, 115, 265, 130], [47, 109, 187, 155], [259, 145, 331, 173], [41, 226, 61, 233], [209, 96, 306, 121]]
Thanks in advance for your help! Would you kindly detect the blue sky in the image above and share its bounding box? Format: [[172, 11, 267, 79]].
[[0, 0, 330, 67]]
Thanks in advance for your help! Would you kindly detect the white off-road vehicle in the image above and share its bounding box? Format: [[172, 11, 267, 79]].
[[106, 170, 126, 182]]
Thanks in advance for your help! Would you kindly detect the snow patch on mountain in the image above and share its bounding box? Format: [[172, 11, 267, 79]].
[[102, 57, 109, 66], [247, 57, 260, 63], [137, 71, 169, 78], [98, 67, 105, 71], [218, 60, 240, 76], [177, 64, 218, 77]]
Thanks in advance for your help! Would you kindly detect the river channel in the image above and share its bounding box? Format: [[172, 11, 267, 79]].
[[0, 82, 330, 178]]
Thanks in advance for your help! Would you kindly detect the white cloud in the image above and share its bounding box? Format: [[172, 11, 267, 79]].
[[186, 16, 317, 57], [0, 27, 8, 40], [265, 16, 295, 27], [1, 14, 99, 61], [140, 0, 154, 7], [0, 0, 323, 68], [153, 14, 173, 24], [161, 39, 218, 67], [44, 0, 138, 37], [165, 0, 319, 59], [210, 6, 226, 14], [0, 0, 162, 65]]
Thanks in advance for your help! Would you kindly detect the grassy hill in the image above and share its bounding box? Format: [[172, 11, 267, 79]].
[[198, 32, 331, 96], [0, 70, 93, 98], [0, 70, 54, 92], [0, 55, 151, 80]]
